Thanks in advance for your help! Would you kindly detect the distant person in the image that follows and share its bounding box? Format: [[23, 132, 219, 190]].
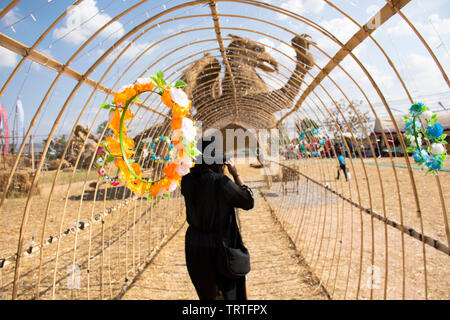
[[181, 137, 254, 300], [336, 153, 348, 181]]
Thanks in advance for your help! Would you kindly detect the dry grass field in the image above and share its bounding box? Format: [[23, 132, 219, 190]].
[[264, 156, 450, 300], [0, 155, 448, 299], [0, 168, 184, 299]]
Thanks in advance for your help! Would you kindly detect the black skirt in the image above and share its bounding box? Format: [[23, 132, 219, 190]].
[[184, 226, 247, 300]]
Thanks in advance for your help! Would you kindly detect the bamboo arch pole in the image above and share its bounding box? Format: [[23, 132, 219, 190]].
[[0, 0, 157, 210], [304, 91, 366, 299], [277, 124, 354, 299], [10, 0, 210, 299], [324, 0, 448, 284], [274, 0, 412, 126], [386, 0, 449, 88], [208, 0, 239, 122], [0, 0, 84, 100], [300, 116, 332, 275], [46, 37, 227, 299], [343, 50, 429, 299], [298, 103, 346, 295], [81, 103, 170, 299], [310, 86, 377, 299], [102, 13, 442, 288], [258, 70, 360, 298], [216, 0, 430, 298], [292, 59, 402, 299], [323, 75, 388, 299], [41, 32, 272, 298], [35, 2, 200, 299], [233, 6, 430, 294], [295, 104, 349, 299], [299, 48, 392, 297], [297, 58, 415, 299], [287, 96, 364, 298], [0, 0, 442, 300], [309, 41, 409, 298], [385, 2, 450, 249], [322, 0, 411, 104], [297, 104, 351, 294]]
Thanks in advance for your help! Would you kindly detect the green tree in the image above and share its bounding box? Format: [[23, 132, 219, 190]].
[[324, 100, 372, 140], [45, 134, 67, 160], [96, 120, 113, 137]]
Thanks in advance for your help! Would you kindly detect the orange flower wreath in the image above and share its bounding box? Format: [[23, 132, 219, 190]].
[[95, 71, 201, 201]]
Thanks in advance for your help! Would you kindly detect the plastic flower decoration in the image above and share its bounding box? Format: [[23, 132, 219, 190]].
[[290, 127, 323, 157], [95, 71, 201, 201], [403, 102, 447, 175]]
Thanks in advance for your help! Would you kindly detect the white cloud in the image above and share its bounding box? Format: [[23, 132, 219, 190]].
[[365, 64, 395, 90], [387, 13, 450, 47], [258, 72, 284, 90], [387, 19, 413, 36], [278, 41, 296, 59], [258, 37, 275, 55], [427, 14, 450, 33], [321, 17, 359, 46], [328, 56, 395, 101], [122, 41, 159, 60], [0, 46, 18, 67], [278, 0, 325, 20], [3, 7, 20, 26], [53, 0, 125, 45], [307, 17, 360, 57], [107, 40, 159, 62], [403, 53, 449, 91]]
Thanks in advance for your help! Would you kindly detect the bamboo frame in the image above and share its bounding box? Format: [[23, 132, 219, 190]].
[[0, 0, 447, 301]]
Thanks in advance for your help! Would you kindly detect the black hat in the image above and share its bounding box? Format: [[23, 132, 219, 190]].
[[195, 136, 228, 165]]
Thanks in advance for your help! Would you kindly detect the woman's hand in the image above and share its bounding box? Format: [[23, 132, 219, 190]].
[[226, 158, 239, 177], [226, 158, 244, 185]]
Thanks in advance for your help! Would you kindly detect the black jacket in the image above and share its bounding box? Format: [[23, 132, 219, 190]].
[[181, 170, 254, 247]]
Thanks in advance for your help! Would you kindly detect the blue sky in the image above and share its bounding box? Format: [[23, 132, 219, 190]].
[[0, 0, 449, 143]]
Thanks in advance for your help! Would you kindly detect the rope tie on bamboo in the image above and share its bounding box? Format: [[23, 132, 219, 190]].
[[23, 47, 31, 58]]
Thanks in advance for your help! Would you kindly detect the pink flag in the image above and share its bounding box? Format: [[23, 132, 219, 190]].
[[0, 103, 9, 154]]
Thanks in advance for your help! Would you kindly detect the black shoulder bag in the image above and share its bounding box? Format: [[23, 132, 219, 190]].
[[216, 185, 251, 279]]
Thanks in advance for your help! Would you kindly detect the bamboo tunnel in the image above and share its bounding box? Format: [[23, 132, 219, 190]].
[[0, 0, 448, 300]]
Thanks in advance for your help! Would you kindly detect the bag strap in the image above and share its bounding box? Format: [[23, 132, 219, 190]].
[[215, 176, 244, 247]]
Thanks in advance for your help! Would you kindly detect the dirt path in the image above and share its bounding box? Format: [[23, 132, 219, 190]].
[[122, 178, 328, 300]]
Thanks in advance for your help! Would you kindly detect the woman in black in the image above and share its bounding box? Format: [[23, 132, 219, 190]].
[[181, 139, 254, 300]]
